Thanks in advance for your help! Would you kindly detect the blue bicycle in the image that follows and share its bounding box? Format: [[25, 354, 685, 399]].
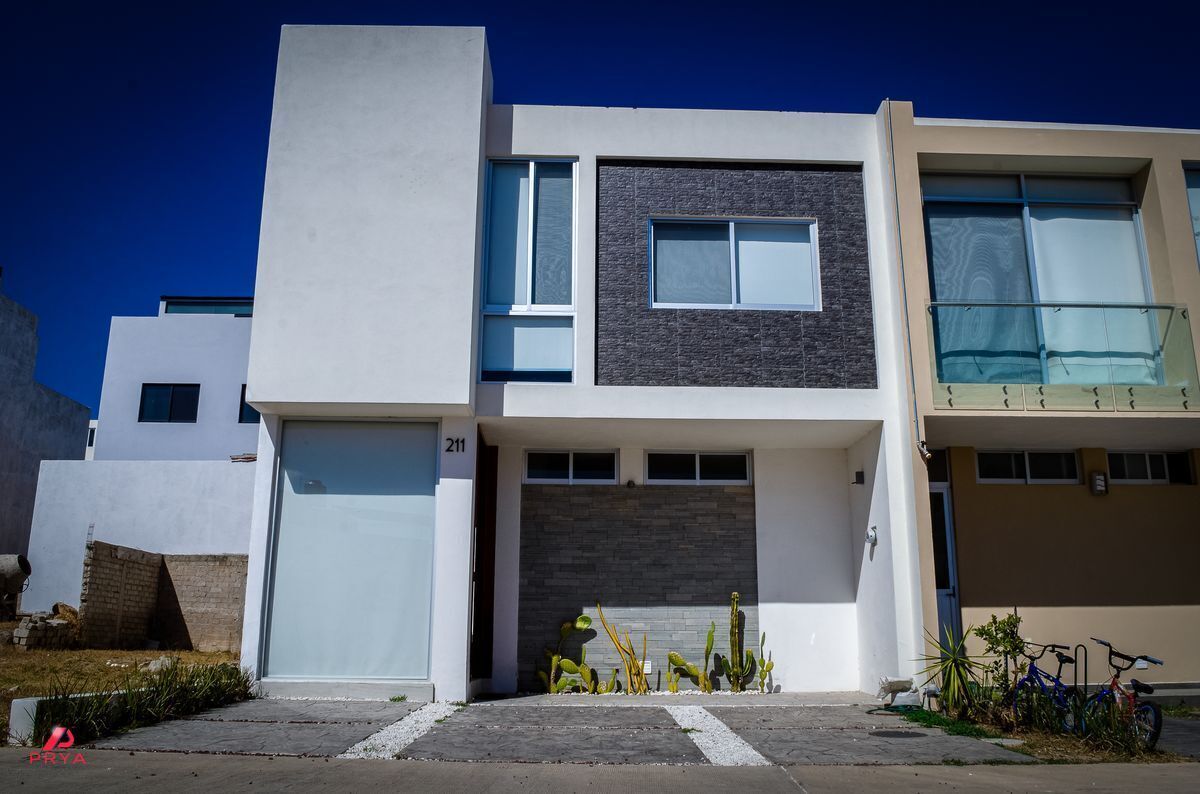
[[1007, 642, 1082, 732]]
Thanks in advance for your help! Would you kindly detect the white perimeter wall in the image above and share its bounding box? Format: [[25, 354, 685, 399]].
[[95, 315, 257, 461], [23, 460, 255, 612]]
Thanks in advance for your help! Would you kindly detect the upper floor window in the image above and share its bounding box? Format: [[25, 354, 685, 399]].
[[650, 219, 820, 310], [239, 384, 261, 424], [1186, 168, 1200, 269], [481, 160, 575, 383], [976, 450, 1079, 484], [645, 451, 751, 485], [922, 173, 1155, 386], [138, 383, 199, 423], [524, 450, 617, 484], [1108, 451, 1193, 484]]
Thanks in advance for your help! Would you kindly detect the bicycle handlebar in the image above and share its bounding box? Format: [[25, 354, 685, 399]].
[[1091, 637, 1164, 670]]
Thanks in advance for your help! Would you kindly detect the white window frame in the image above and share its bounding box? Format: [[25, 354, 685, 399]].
[[975, 450, 1080, 485], [648, 217, 821, 311], [480, 158, 578, 383], [523, 450, 619, 485], [1108, 451, 1172, 484], [644, 451, 753, 486]]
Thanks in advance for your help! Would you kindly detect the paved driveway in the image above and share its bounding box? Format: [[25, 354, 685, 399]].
[[90, 693, 1031, 766]]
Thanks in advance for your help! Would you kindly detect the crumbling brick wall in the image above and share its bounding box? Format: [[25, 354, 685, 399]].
[[77, 540, 247, 652], [78, 540, 162, 649]]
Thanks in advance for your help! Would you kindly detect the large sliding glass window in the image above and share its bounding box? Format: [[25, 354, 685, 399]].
[[923, 174, 1156, 385], [481, 160, 575, 382], [264, 422, 437, 679]]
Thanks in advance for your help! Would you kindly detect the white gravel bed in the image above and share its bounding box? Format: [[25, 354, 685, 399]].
[[337, 701, 460, 759], [665, 705, 770, 766]]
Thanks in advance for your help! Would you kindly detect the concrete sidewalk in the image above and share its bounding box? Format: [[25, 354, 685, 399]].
[[4, 750, 1198, 792]]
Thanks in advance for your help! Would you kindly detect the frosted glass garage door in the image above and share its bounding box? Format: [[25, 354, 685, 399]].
[[265, 422, 437, 679]]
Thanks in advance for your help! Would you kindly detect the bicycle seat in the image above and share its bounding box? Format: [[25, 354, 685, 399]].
[[1130, 679, 1155, 695], [1054, 651, 1075, 665]]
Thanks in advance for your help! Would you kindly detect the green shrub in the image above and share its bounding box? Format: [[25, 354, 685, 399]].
[[31, 661, 253, 745]]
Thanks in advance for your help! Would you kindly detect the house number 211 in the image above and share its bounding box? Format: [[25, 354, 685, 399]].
[[445, 437, 466, 453]]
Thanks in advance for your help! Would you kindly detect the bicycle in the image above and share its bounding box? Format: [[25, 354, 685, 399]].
[[1006, 642, 1082, 732], [1081, 637, 1164, 751]]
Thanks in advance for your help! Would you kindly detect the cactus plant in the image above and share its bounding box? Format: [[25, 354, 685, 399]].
[[722, 592, 756, 692], [538, 614, 592, 693], [757, 632, 774, 693], [596, 602, 650, 694], [667, 621, 717, 693]]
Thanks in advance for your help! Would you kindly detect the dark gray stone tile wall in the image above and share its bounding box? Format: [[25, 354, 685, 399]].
[[596, 161, 876, 388], [518, 484, 758, 692]]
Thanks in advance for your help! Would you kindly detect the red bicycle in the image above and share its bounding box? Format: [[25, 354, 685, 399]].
[[1082, 637, 1163, 750]]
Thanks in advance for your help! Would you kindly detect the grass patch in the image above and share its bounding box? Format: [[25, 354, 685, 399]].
[[1, 645, 236, 743], [681, 727, 701, 734], [1008, 729, 1192, 764], [27, 659, 253, 746], [901, 708, 998, 738], [1162, 703, 1200, 720], [389, 695, 408, 703]]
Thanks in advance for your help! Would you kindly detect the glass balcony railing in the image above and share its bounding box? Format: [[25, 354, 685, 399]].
[[925, 302, 1197, 411]]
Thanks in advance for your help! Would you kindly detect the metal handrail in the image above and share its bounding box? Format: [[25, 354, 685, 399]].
[[928, 301, 1182, 311]]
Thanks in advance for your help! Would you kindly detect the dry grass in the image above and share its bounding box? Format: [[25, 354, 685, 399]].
[[1007, 728, 1193, 764], [1, 642, 235, 742]]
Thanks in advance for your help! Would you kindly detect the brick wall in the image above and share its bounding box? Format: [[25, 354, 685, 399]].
[[154, 555, 248, 652], [596, 161, 876, 388], [79, 540, 162, 649], [77, 540, 247, 652], [518, 484, 758, 692]]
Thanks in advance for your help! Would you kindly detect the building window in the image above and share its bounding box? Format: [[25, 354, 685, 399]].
[[1187, 168, 1200, 270], [645, 451, 751, 485], [1108, 451, 1194, 484], [138, 383, 200, 423], [86, 426, 96, 447], [239, 384, 260, 424], [976, 450, 1079, 484], [524, 450, 617, 484], [650, 219, 820, 310], [922, 173, 1156, 386], [481, 160, 575, 383], [163, 297, 253, 316]]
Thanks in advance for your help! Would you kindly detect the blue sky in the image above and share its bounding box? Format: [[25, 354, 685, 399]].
[[2, 1, 1196, 415]]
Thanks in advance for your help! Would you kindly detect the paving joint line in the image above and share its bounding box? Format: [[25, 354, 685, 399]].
[[665, 705, 771, 767], [338, 701, 459, 760]]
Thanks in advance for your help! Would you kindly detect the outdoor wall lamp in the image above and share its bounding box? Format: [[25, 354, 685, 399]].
[[865, 525, 878, 546], [851, 470, 865, 485]]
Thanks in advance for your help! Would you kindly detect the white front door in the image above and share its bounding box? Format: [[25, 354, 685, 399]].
[[929, 483, 962, 647]]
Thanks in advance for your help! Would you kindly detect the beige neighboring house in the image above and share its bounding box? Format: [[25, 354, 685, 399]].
[[884, 101, 1200, 682]]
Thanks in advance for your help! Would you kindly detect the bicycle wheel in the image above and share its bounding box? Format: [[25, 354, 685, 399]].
[[1011, 679, 1041, 727], [1080, 691, 1114, 738], [1132, 701, 1162, 751], [1061, 686, 1083, 734]]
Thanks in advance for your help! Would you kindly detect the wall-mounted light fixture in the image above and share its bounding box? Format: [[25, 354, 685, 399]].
[[626, 479, 636, 489], [865, 525, 878, 546], [851, 471, 865, 485]]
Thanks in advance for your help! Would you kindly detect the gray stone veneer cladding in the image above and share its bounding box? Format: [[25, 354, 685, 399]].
[[596, 161, 877, 388], [518, 484, 758, 692]]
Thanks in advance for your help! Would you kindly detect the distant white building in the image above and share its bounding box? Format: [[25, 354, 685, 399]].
[[23, 296, 256, 613]]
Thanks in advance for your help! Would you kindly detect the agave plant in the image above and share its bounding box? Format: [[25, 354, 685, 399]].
[[917, 625, 983, 719]]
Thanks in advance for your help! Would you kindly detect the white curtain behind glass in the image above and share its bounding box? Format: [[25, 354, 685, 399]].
[[265, 422, 437, 679], [1030, 206, 1156, 385]]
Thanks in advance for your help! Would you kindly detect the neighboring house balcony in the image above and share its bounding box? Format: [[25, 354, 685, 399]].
[[926, 300, 1197, 412]]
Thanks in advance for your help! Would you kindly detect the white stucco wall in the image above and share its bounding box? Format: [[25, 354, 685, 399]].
[[753, 448, 860, 692], [94, 314, 256, 460], [23, 460, 255, 613], [247, 25, 490, 413]]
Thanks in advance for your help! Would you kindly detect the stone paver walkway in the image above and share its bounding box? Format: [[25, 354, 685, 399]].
[[87, 693, 1034, 766], [95, 699, 419, 756]]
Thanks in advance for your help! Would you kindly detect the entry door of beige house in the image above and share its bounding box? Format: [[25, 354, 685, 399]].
[[929, 482, 962, 647]]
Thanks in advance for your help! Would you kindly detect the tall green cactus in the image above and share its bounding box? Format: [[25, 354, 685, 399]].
[[757, 632, 775, 693], [538, 614, 592, 693], [721, 592, 756, 692]]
